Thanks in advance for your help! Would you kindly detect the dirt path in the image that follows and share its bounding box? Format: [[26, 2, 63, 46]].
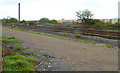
[[3, 27, 118, 71]]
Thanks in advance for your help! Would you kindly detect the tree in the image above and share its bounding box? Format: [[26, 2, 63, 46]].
[[76, 9, 94, 24], [39, 18, 49, 24], [2, 18, 9, 24], [8, 18, 18, 23], [2, 17, 18, 24], [20, 20, 26, 24], [49, 20, 58, 24]]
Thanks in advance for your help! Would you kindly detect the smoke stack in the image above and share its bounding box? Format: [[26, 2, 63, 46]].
[[118, 1, 120, 22], [18, 3, 20, 21]]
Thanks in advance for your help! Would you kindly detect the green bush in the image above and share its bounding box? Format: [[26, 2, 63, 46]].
[[85, 19, 120, 30], [85, 19, 105, 25], [2, 17, 18, 24], [3, 54, 37, 71], [74, 29, 81, 37], [39, 18, 49, 24], [107, 22, 120, 30], [49, 20, 58, 24], [20, 20, 26, 24], [92, 23, 107, 29], [83, 19, 109, 29]]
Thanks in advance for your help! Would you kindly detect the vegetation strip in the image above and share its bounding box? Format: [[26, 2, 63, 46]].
[[2, 36, 37, 71], [4, 26, 89, 43]]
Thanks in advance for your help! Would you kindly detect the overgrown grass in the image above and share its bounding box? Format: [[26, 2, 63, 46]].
[[1, 38, 18, 44], [3, 54, 37, 71], [2, 36, 38, 71], [1, 36, 18, 44]]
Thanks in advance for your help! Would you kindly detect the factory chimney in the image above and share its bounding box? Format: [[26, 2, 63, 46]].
[[18, 3, 20, 21]]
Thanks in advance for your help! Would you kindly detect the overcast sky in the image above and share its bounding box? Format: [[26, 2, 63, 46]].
[[0, 0, 119, 20]]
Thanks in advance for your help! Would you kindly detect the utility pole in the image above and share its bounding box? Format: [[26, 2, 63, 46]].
[[18, 3, 20, 22]]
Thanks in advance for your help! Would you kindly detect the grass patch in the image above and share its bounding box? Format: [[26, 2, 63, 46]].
[[103, 45, 118, 49], [2, 38, 18, 43], [3, 54, 37, 71], [1, 38, 18, 44], [12, 44, 26, 50], [89, 42, 98, 45], [1, 36, 18, 44], [7, 36, 16, 39], [2, 35, 38, 71], [0, 48, 2, 52], [26, 52, 34, 55]]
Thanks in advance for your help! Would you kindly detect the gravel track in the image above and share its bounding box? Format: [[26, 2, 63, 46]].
[[3, 27, 118, 71]]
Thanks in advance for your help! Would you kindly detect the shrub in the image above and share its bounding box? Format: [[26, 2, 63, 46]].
[[92, 23, 107, 29], [49, 20, 58, 24], [20, 20, 26, 24], [107, 22, 120, 30], [74, 29, 81, 38], [39, 18, 49, 24]]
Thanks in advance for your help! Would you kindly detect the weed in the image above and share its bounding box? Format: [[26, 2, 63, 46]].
[[1, 37, 18, 44], [103, 45, 118, 49], [74, 29, 81, 38], [89, 42, 98, 45], [3, 54, 37, 71], [13, 44, 26, 50], [7, 36, 16, 39], [27, 52, 34, 55], [60, 32, 66, 36], [41, 57, 50, 62]]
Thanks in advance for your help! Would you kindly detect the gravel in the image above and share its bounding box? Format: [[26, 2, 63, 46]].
[[18, 41, 75, 71]]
